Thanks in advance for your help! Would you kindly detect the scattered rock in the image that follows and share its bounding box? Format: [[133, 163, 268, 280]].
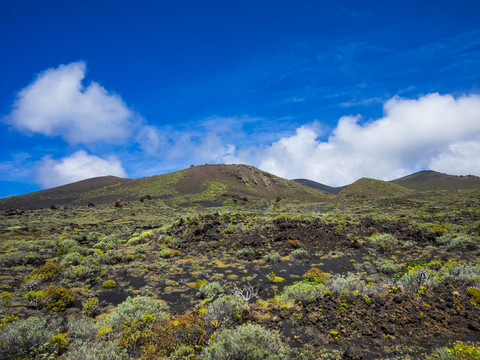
[[343, 346, 363, 360], [140, 195, 152, 202], [4, 209, 24, 216], [468, 321, 480, 331], [115, 201, 129, 208]]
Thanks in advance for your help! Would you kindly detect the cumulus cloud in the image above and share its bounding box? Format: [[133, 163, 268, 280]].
[[35, 150, 126, 188], [8, 62, 137, 144], [244, 93, 480, 185]]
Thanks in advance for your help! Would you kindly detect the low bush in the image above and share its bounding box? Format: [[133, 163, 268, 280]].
[[467, 287, 480, 303], [374, 259, 403, 274], [329, 273, 368, 293], [205, 295, 246, 327], [289, 249, 309, 260], [436, 234, 478, 251], [30, 261, 64, 281], [201, 324, 291, 360], [398, 268, 440, 290], [43, 285, 76, 312], [197, 281, 224, 299], [427, 340, 480, 359], [369, 234, 398, 250], [118, 313, 206, 357], [0, 251, 42, 266], [442, 262, 480, 286], [83, 297, 99, 317], [0, 316, 62, 359], [105, 296, 169, 331], [263, 251, 282, 263], [66, 317, 99, 343], [281, 281, 325, 302], [60, 251, 83, 265], [302, 267, 329, 284], [62, 339, 128, 360], [236, 247, 254, 259], [102, 280, 116, 288], [24, 290, 45, 309]]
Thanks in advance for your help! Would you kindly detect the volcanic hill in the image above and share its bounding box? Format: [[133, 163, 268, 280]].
[[0, 164, 330, 211]]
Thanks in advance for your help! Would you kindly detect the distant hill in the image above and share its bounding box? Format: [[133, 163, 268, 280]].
[[336, 178, 412, 199], [390, 170, 480, 191], [0, 164, 330, 211], [293, 179, 346, 195]]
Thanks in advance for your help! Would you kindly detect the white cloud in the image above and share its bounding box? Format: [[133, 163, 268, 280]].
[[35, 150, 126, 188], [238, 93, 480, 185], [429, 141, 480, 175], [8, 61, 137, 144]]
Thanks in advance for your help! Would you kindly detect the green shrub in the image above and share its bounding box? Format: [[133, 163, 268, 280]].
[[281, 281, 325, 302], [436, 234, 477, 250], [236, 248, 254, 259], [118, 313, 206, 357], [467, 287, 480, 303], [0, 314, 17, 330], [442, 262, 480, 286], [30, 261, 64, 281], [374, 259, 402, 274], [201, 324, 291, 359], [263, 251, 282, 263], [266, 271, 285, 283], [399, 267, 440, 289], [0, 316, 62, 359], [289, 249, 309, 260], [302, 267, 329, 284], [329, 273, 368, 293], [11, 241, 39, 252], [159, 248, 181, 258], [427, 341, 480, 359], [197, 281, 224, 299], [60, 251, 83, 265], [62, 339, 128, 360], [369, 234, 398, 250], [66, 317, 99, 343], [0, 251, 41, 266], [205, 295, 246, 327], [51, 332, 68, 351], [43, 285, 76, 312], [102, 280, 116, 288], [83, 297, 99, 317], [448, 236, 478, 251], [24, 290, 45, 309], [61, 239, 79, 249], [106, 296, 169, 331]]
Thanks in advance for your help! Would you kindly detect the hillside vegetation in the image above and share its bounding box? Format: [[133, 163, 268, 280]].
[[0, 166, 479, 359]]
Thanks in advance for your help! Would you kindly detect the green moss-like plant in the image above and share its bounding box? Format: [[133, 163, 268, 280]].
[[467, 287, 480, 303], [302, 267, 329, 284], [102, 280, 117, 288]]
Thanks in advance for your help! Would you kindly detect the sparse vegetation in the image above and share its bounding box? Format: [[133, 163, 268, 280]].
[[0, 164, 479, 359]]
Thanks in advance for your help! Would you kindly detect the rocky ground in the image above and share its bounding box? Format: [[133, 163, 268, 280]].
[[0, 190, 479, 359]]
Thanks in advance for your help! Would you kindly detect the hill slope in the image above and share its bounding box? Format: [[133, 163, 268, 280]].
[[293, 178, 346, 194], [390, 170, 480, 191], [337, 177, 412, 199], [0, 164, 330, 210]]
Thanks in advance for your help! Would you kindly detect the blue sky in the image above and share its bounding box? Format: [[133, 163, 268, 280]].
[[1, 0, 480, 198]]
